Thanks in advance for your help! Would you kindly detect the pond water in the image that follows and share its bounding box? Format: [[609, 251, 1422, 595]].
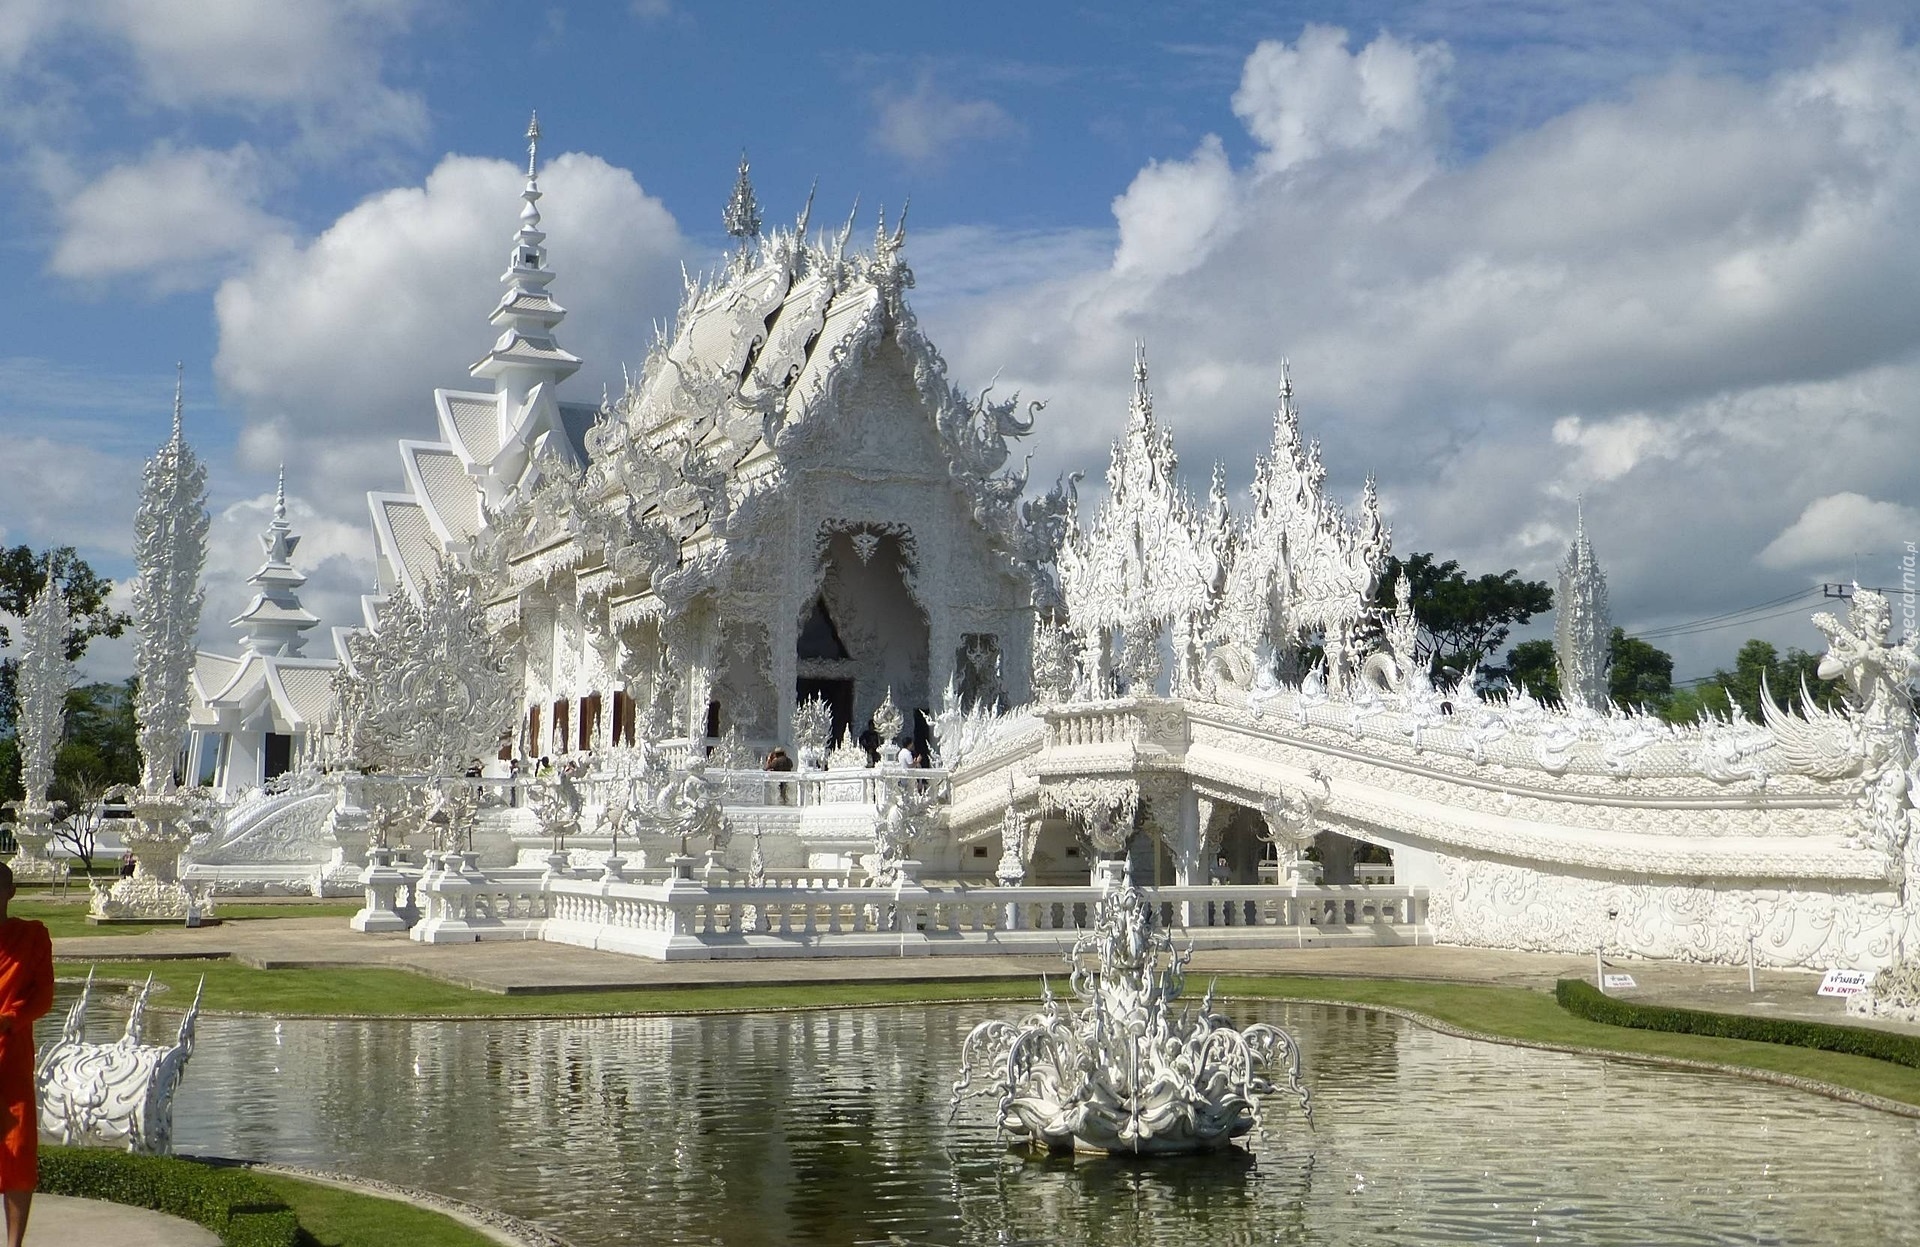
[[42, 996, 1920, 1246]]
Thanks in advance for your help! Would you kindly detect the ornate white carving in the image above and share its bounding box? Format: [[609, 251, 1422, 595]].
[[950, 881, 1311, 1153], [10, 574, 72, 866], [131, 383, 210, 796], [37, 970, 202, 1155], [332, 563, 518, 778], [1554, 509, 1611, 709]]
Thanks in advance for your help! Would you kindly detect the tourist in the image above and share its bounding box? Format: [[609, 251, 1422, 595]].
[[0, 863, 53, 1247], [764, 746, 795, 805], [895, 737, 914, 769], [858, 724, 882, 767]]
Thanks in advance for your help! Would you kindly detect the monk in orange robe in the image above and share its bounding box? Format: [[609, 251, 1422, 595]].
[[0, 864, 53, 1247]]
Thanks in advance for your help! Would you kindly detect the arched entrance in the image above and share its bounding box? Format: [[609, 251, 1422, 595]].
[[797, 526, 931, 747]]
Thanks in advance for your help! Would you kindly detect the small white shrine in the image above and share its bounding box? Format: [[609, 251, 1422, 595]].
[[187, 470, 336, 798]]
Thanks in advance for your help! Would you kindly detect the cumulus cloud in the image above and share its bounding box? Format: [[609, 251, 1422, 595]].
[[215, 151, 687, 532], [1231, 24, 1452, 171], [919, 27, 1920, 669], [51, 0, 423, 150], [50, 144, 291, 290], [871, 72, 1021, 166], [1759, 492, 1920, 572]]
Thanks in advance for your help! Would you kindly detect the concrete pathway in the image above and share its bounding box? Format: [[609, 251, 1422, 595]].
[[26, 1193, 219, 1245], [48, 915, 1920, 1034]]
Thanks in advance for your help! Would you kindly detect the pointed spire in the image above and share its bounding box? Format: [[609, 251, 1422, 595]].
[[795, 179, 817, 239], [1128, 341, 1153, 431], [471, 113, 581, 422], [723, 150, 762, 241], [171, 362, 184, 441], [1555, 504, 1611, 709], [232, 467, 318, 656]]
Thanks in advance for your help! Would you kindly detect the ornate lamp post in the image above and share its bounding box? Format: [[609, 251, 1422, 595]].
[[94, 373, 210, 920]]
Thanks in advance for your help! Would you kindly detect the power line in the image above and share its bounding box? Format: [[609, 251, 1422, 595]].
[[1634, 600, 1833, 642], [1627, 588, 1821, 641]]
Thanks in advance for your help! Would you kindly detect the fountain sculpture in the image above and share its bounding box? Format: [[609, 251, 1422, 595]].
[[950, 876, 1312, 1154], [37, 969, 204, 1155]]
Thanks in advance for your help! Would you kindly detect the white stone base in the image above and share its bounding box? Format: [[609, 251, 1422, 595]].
[[89, 876, 211, 922]]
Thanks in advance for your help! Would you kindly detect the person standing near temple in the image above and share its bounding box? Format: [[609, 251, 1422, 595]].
[[0, 864, 54, 1247]]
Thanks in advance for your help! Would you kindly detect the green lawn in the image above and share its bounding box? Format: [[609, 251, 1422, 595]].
[[52, 959, 1920, 1111], [22, 898, 360, 938], [253, 1172, 502, 1247]]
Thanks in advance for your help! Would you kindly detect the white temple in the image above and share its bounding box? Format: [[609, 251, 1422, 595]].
[[153, 123, 1920, 998], [187, 470, 335, 798]]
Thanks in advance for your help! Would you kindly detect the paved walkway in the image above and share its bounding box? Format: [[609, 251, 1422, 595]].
[[48, 914, 1920, 1034], [26, 1193, 218, 1245]]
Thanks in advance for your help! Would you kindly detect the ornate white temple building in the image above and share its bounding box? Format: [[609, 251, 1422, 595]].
[[366, 132, 1046, 769], [167, 123, 1920, 999]]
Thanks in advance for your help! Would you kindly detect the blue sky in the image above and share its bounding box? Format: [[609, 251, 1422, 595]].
[[2, 0, 1918, 683]]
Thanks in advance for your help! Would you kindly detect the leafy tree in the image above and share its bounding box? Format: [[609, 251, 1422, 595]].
[[1384, 552, 1553, 680], [0, 544, 130, 661], [1657, 638, 1845, 724], [1608, 628, 1673, 709], [0, 544, 132, 737], [0, 680, 140, 806], [1504, 627, 1677, 712], [1504, 638, 1559, 701]]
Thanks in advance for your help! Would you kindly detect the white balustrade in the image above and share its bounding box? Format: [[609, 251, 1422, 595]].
[[406, 859, 1426, 957]]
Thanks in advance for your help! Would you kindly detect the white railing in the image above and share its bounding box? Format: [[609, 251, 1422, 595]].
[[404, 863, 1426, 958], [467, 765, 950, 815]]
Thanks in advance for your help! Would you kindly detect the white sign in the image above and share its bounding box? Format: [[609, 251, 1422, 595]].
[[1602, 973, 1636, 991], [1817, 969, 1875, 997]]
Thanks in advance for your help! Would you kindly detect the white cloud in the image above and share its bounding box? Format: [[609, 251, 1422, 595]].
[[1759, 492, 1920, 572], [917, 27, 1920, 672], [871, 72, 1021, 166], [1112, 136, 1236, 279], [1231, 24, 1452, 172], [50, 144, 291, 290], [214, 151, 687, 533], [67, 0, 424, 149], [1550, 413, 1677, 483]]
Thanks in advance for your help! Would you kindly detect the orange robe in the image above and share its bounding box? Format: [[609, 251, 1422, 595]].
[[0, 919, 52, 1190]]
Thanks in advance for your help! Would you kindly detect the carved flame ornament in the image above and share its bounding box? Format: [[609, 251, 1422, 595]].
[[950, 882, 1312, 1154], [37, 969, 203, 1155]]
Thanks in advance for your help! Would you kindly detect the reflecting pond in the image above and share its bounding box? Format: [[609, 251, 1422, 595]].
[[44, 998, 1920, 1246]]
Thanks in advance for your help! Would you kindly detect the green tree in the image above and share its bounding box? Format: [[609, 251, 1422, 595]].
[[1384, 552, 1554, 679], [0, 545, 133, 804], [0, 544, 132, 734], [1608, 627, 1673, 709], [1503, 627, 1678, 713], [1503, 638, 1560, 701], [1659, 638, 1844, 724]]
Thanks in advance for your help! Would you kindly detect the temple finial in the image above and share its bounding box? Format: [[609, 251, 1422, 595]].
[[526, 111, 541, 181], [1129, 342, 1152, 430], [275, 464, 287, 521], [724, 150, 762, 241], [171, 362, 183, 440]]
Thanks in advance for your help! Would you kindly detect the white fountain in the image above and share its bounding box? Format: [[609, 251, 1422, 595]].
[[950, 875, 1313, 1154]]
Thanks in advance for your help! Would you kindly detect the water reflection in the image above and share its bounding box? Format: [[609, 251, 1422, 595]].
[[41, 995, 1920, 1246]]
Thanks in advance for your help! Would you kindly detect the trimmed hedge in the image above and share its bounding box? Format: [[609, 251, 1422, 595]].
[[1555, 978, 1920, 1068], [38, 1146, 301, 1247]]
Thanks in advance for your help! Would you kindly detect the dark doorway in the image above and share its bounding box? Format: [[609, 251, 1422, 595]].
[[263, 732, 293, 781], [795, 678, 854, 747]]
